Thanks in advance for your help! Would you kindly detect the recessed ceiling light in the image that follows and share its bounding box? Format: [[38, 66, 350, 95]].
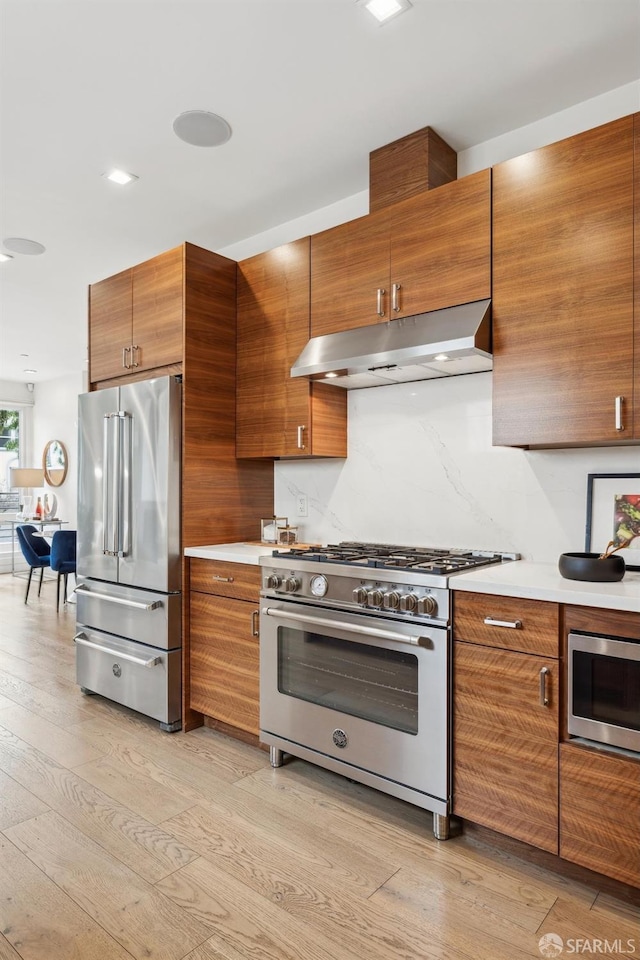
[[173, 111, 232, 147], [434, 354, 450, 362], [0, 252, 14, 262], [360, 0, 412, 24], [3, 237, 46, 255], [103, 169, 139, 185], [23, 368, 37, 375]]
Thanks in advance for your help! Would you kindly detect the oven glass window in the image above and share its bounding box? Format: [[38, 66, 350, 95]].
[[277, 628, 418, 734], [573, 650, 640, 731]]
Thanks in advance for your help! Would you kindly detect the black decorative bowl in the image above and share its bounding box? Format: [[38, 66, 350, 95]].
[[558, 552, 625, 583]]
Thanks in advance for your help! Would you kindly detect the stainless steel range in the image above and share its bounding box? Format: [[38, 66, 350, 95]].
[[259, 542, 518, 839]]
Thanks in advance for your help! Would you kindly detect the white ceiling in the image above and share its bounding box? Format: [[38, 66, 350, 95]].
[[1, 0, 639, 385]]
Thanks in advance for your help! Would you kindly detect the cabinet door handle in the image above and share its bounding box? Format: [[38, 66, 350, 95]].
[[615, 396, 624, 432], [122, 346, 131, 369], [211, 575, 234, 583], [539, 666, 550, 706], [391, 282, 402, 313], [376, 288, 386, 318], [483, 617, 522, 629], [252, 610, 260, 637], [297, 425, 306, 450], [131, 345, 139, 368]]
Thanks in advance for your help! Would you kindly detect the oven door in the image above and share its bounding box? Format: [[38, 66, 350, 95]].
[[260, 600, 448, 801]]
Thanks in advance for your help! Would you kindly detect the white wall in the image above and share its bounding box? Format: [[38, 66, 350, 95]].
[[32, 372, 83, 528], [219, 81, 640, 563]]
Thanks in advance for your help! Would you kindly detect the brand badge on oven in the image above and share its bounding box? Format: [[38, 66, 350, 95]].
[[332, 728, 348, 749]]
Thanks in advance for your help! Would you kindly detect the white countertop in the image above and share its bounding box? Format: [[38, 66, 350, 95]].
[[453, 560, 640, 613], [184, 545, 640, 613], [184, 542, 277, 564]]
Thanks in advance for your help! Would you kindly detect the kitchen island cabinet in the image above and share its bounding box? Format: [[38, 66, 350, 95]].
[[453, 591, 560, 853], [492, 114, 636, 447], [236, 238, 347, 459], [310, 169, 491, 338], [188, 558, 261, 738]]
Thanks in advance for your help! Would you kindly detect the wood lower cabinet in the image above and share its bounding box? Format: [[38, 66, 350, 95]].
[[453, 591, 560, 853], [188, 560, 262, 737], [310, 170, 491, 338], [560, 742, 640, 888], [493, 114, 636, 447], [236, 238, 347, 459]]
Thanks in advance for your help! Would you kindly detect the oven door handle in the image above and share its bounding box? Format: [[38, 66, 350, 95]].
[[262, 606, 431, 647]]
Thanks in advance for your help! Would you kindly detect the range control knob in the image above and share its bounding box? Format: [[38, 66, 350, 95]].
[[265, 574, 282, 590], [417, 595, 438, 616], [367, 589, 384, 608], [352, 586, 368, 604], [383, 591, 400, 610], [399, 593, 418, 613], [283, 576, 300, 593]]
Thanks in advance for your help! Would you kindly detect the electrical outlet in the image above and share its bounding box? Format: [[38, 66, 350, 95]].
[[296, 494, 308, 517]]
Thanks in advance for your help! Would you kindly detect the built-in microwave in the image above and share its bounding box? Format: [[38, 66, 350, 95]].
[[568, 632, 640, 754]]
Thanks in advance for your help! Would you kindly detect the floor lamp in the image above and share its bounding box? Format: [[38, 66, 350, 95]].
[[10, 467, 45, 520]]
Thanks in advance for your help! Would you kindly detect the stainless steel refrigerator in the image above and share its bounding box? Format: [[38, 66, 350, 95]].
[[75, 376, 182, 731]]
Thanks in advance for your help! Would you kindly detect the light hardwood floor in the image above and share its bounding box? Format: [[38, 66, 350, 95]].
[[0, 573, 637, 960]]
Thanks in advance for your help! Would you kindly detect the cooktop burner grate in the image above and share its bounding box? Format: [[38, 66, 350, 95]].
[[272, 542, 513, 572]]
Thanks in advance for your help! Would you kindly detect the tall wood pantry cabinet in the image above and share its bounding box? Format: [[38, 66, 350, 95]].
[[236, 237, 347, 459], [492, 114, 639, 447], [88, 241, 274, 731]]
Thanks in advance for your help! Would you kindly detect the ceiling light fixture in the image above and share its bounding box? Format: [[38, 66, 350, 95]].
[[173, 111, 232, 147], [0, 252, 14, 262], [434, 354, 450, 362], [103, 169, 139, 185], [360, 0, 412, 24], [325, 371, 339, 379], [23, 368, 37, 375]]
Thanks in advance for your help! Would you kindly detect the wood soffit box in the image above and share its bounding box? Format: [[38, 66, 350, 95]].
[[369, 125, 458, 213]]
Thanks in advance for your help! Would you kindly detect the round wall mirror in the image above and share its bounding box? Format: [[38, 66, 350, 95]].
[[43, 439, 68, 487]]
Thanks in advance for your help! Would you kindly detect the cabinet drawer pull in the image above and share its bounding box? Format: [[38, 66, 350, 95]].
[[211, 575, 234, 583], [539, 666, 550, 706], [297, 425, 306, 450], [376, 288, 386, 317], [483, 617, 522, 629], [615, 395, 624, 432], [252, 609, 260, 637], [391, 282, 401, 313]]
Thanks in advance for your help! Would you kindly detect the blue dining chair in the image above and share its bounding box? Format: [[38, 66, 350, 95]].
[[50, 530, 77, 613], [16, 524, 51, 604]]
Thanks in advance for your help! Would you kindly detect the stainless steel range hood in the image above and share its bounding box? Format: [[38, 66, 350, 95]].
[[291, 299, 492, 389]]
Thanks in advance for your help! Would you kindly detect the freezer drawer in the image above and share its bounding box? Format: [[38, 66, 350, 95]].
[[76, 579, 181, 650], [75, 627, 181, 727]]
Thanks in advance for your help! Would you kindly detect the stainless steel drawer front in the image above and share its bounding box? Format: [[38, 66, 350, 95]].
[[75, 627, 181, 725], [76, 579, 181, 650]]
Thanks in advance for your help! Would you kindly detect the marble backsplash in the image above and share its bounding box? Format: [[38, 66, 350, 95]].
[[274, 372, 639, 562]]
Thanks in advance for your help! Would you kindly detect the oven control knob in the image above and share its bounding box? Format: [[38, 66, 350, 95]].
[[399, 593, 418, 613], [367, 589, 384, 608], [353, 587, 368, 604], [383, 591, 400, 610], [283, 576, 300, 593], [417, 595, 437, 616], [265, 574, 282, 590]]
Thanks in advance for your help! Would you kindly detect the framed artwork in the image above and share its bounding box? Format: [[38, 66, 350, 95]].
[[585, 473, 640, 571]]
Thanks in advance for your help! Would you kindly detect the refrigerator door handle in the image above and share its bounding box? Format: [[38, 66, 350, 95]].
[[102, 413, 120, 556], [75, 584, 162, 611], [74, 633, 162, 667], [117, 411, 131, 558]]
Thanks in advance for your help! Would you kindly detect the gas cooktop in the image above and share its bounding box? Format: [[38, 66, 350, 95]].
[[271, 541, 518, 575]]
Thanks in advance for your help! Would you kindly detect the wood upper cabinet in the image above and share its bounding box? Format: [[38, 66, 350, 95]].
[[453, 591, 560, 853], [493, 114, 636, 447], [89, 244, 186, 384], [236, 238, 347, 459], [310, 170, 491, 338]]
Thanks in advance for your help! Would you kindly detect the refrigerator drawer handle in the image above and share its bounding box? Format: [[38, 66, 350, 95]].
[[262, 606, 428, 647], [74, 634, 162, 667], [75, 585, 162, 611]]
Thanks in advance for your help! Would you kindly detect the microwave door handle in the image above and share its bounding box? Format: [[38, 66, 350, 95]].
[[262, 606, 430, 647]]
